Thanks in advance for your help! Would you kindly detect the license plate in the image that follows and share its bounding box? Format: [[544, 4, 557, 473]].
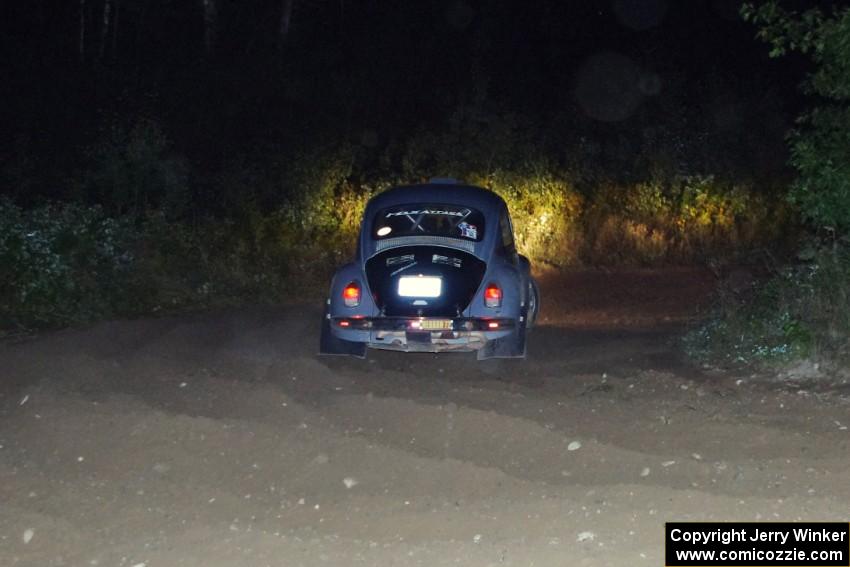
[[418, 319, 453, 331], [398, 276, 442, 297]]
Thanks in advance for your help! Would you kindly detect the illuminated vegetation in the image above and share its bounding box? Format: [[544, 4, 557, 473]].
[[685, 3, 850, 367], [0, 1, 808, 335], [1, 115, 794, 331]]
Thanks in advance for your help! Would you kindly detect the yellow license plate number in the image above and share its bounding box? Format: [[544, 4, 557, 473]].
[[419, 319, 453, 331]]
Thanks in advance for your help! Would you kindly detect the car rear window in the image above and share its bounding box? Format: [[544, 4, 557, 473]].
[[373, 204, 485, 241]]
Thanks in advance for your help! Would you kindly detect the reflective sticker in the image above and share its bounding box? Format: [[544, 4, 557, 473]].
[[386, 254, 415, 266], [386, 209, 464, 217], [432, 254, 462, 268], [390, 261, 418, 277], [458, 222, 478, 239]]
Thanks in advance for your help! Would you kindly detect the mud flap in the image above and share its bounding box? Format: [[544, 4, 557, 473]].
[[477, 323, 527, 360], [318, 309, 367, 358]]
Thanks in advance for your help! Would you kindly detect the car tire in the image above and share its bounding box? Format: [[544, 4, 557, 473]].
[[526, 278, 540, 330]]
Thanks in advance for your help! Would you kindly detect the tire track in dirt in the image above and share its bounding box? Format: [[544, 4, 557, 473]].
[[1, 269, 849, 566]]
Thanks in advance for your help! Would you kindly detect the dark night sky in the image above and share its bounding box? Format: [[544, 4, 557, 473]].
[[0, 0, 821, 197], [0, 0, 802, 115]]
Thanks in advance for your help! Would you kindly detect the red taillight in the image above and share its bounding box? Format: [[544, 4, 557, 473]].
[[342, 281, 361, 307], [338, 320, 350, 327], [487, 321, 500, 329], [484, 283, 502, 308]]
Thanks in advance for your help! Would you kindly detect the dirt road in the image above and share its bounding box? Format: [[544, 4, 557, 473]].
[[2, 269, 849, 566]]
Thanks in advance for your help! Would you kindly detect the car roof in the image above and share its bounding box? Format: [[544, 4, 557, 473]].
[[358, 182, 507, 261], [364, 183, 506, 219]]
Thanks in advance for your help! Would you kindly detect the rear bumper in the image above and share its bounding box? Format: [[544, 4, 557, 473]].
[[331, 316, 515, 332], [329, 316, 516, 352]]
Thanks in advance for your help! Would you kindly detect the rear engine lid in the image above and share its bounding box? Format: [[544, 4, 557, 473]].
[[365, 246, 486, 317]]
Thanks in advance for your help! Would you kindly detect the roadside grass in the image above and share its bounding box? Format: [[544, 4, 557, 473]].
[[0, 117, 795, 333], [1, 174, 792, 333], [682, 246, 850, 368]]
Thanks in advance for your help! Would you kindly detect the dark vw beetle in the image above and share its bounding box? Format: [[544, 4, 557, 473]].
[[319, 179, 539, 359]]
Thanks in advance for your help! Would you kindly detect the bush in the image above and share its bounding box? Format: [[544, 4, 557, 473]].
[[134, 211, 293, 308], [684, 247, 850, 366], [580, 176, 791, 265], [388, 106, 789, 267], [788, 105, 850, 233], [467, 169, 584, 267], [688, 4, 850, 369], [81, 120, 189, 218], [0, 200, 301, 331], [743, 3, 850, 234], [1, 102, 798, 332], [0, 198, 136, 327]]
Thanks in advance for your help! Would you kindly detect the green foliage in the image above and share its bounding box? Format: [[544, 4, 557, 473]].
[[485, 170, 584, 267], [82, 120, 189, 218], [134, 211, 293, 307], [395, 107, 586, 265], [280, 144, 362, 246], [0, 200, 297, 330], [787, 105, 850, 232], [693, 3, 850, 368], [684, 247, 850, 366], [0, 198, 136, 327], [580, 176, 790, 266], [274, 144, 388, 283], [1, 105, 797, 332], [400, 108, 537, 181], [743, 2, 850, 233], [389, 106, 790, 267]]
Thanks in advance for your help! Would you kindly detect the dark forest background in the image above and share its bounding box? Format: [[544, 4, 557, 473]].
[[2, 0, 799, 203], [3, 0, 848, 366]]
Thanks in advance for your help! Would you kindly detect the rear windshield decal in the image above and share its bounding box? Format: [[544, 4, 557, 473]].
[[374, 204, 485, 241], [432, 254, 462, 268], [385, 209, 465, 218], [457, 222, 477, 240]]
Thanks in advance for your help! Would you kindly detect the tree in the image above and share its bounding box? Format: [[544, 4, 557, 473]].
[[743, 2, 850, 235], [280, 0, 294, 47], [79, 0, 87, 63], [201, 0, 217, 54], [99, 0, 113, 61]]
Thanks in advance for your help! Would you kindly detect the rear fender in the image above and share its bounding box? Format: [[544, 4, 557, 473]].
[[319, 305, 367, 358], [326, 262, 376, 343], [466, 259, 523, 320], [517, 254, 532, 278], [328, 262, 377, 317]]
